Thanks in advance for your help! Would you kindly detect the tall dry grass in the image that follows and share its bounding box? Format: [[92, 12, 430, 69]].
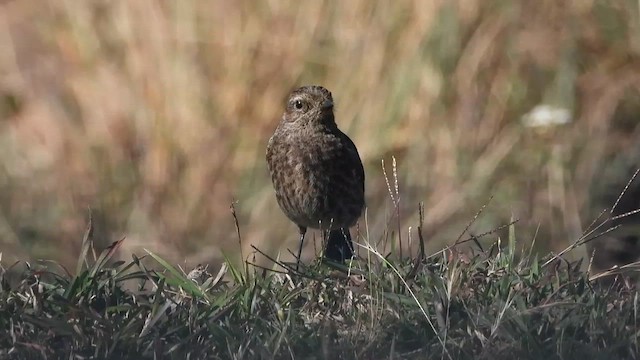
[[1, 0, 640, 268]]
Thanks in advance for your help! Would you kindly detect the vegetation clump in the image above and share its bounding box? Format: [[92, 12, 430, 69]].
[[0, 218, 638, 359]]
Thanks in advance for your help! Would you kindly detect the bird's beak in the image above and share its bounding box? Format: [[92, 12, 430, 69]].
[[321, 100, 334, 110]]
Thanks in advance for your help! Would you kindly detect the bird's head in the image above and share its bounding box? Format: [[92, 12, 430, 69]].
[[282, 85, 336, 128]]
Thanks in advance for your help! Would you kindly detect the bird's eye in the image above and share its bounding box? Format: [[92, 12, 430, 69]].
[[294, 100, 304, 110]]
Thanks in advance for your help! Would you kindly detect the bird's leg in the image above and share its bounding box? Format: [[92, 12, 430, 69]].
[[296, 226, 307, 271]]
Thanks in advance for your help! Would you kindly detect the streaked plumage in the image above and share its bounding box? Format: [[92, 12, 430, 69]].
[[266, 85, 365, 265]]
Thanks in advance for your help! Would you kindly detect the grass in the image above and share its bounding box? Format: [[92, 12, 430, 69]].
[[1, 208, 639, 359], [2, 2, 640, 357], [2, 0, 640, 268]]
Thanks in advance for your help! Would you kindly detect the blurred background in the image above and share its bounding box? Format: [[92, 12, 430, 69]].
[[1, 0, 640, 270]]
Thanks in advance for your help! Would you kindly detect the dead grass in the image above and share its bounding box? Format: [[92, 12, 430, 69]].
[[1, 0, 640, 268]]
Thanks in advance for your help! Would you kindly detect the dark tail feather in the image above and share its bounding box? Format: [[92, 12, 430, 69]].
[[324, 228, 354, 262]]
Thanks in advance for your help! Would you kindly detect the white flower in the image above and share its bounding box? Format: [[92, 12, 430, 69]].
[[521, 104, 572, 127]]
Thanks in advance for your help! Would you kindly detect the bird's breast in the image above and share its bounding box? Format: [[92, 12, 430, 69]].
[[266, 130, 363, 229]]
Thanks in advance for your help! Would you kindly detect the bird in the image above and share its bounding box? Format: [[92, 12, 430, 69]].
[[266, 85, 365, 269]]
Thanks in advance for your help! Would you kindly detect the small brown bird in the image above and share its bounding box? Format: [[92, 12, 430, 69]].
[[266, 85, 365, 267]]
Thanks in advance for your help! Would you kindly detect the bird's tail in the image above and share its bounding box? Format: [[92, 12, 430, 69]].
[[324, 228, 354, 263]]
